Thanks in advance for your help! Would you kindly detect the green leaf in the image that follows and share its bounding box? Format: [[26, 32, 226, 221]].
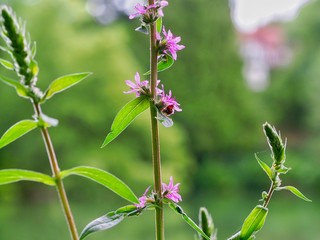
[[240, 205, 268, 240], [102, 96, 150, 147], [42, 72, 92, 102], [79, 212, 124, 240], [144, 54, 175, 75], [79, 206, 140, 240], [276, 165, 291, 174], [0, 74, 29, 98], [0, 169, 55, 186], [276, 186, 312, 202], [156, 17, 162, 33], [169, 203, 210, 240], [60, 166, 139, 204], [115, 205, 138, 215], [0, 120, 38, 149], [156, 54, 175, 73], [0, 58, 14, 70], [255, 154, 273, 181]]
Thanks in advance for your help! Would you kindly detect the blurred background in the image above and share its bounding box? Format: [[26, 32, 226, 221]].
[[0, 0, 319, 239]]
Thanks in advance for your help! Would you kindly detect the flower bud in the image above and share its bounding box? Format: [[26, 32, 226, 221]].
[[198, 207, 216, 240], [263, 122, 286, 165], [0, 6, 38, 86]]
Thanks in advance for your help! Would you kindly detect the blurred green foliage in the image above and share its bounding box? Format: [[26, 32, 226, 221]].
[[0, 0, 319, 239]]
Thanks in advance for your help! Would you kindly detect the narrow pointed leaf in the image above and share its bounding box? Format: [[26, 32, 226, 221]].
[[276, 166, 291, 174], [79, 206, 140, 240], [255, 154, 272, 181], [169, 203, 210, 240], [240, 205, 268, 240], [144, 54, 174, 75], [60, 166, 139, 204], [0, 169, 55, 186], [79, 212, 124, 240], [276, 186, 312, 202], [42, 72, 92, 101], [102, 96, 150, 147], [0, 74, 29, 98], [156, 17, 162, 33], [0, 58, 14, 70], [0, 120, 38, 149]]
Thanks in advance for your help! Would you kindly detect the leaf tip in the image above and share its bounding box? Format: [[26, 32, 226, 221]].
[[101, 134, 113, 148]]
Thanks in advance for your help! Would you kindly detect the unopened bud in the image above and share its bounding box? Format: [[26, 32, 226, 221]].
[[263, 122, 286, 165]]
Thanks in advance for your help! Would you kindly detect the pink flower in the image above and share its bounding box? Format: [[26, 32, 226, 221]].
[[162, 176, 182, 203], [135, 187, 151, 209], [129, 1, 168, 21], [159, 85, 182, 116], [124, 72, 149, 97], [157, 0, 168, 17], [158, 27, 185, 60], [129, 3, 154, 20]]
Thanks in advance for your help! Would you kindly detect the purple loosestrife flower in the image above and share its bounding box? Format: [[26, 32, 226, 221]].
[[135, 187, 151, 209], [124, 72, 149, 97], [157, 0, 168, 17], [162, 176, 182, 203], [159, 85, 182, 116], [129, 0, 168, 23], [129, 3, 153, 20], [157, 27, 185, 60]]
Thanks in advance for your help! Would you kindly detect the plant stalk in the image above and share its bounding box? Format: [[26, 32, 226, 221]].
[[263, 179, 276, 208], [148, 0, 164, 238], [33, 102, 79, 240]]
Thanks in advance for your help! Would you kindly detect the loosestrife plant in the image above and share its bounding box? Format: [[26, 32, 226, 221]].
[[84, 1, 311, 240], [0, 5, 140, 240], [0, 2, 311, 240]]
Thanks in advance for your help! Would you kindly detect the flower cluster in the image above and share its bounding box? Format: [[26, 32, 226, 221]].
[[129, 0, 168, 24], [124, 72, 181, 126], [129, 1, 184, 60], [135, 177, 182, 209], [156, 85, 182, 117]]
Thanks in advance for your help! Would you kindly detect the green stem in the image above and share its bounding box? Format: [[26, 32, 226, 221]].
[[150, 104, 164, 240], [263, 171, 280, 208], [148, 0, 164, 238], [33, 102, 79, 240]]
